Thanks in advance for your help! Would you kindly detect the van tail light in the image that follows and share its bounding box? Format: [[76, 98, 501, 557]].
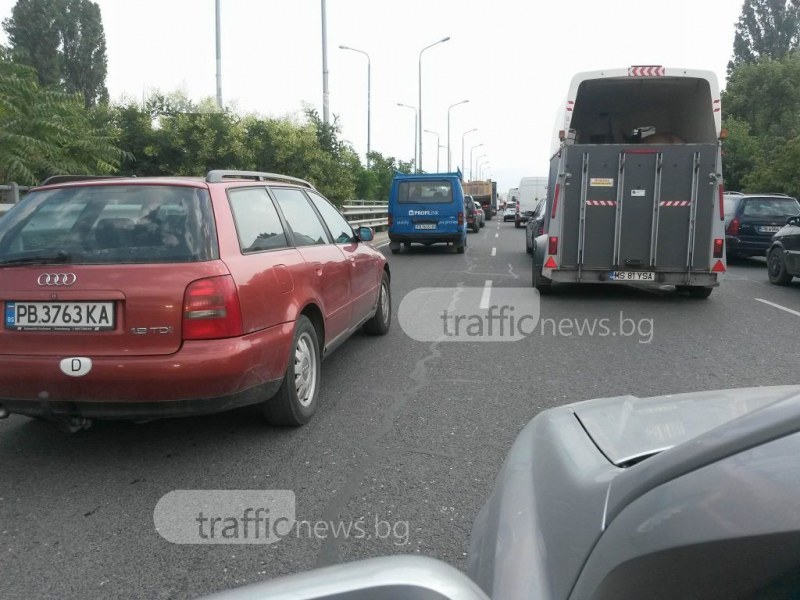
[[458, 212, 464, 226], [713, 238, 724, 258], [183, 275, 243, 340], [388, 214, 393, 227], [548, 236, 559, 255], [727, 217, 740, 236]]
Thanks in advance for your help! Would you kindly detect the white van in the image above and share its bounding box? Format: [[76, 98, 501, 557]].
[[531, 66, 727, 297], [516, 177, 547, 227]]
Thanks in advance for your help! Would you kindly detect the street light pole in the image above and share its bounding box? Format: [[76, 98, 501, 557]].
[[479, 162, 491, 179], [424, 130, 440, 172], [215, 0, 222, 109], [447, 100, 468, 171], [418, 36, 450, 173], [321, 0, 330, 123], [469, 144, 484, 181], [397, 103, 418, 171], [474, 154, 487, 181], [461, 128, 477, 177], [339, 45, 371, 167]]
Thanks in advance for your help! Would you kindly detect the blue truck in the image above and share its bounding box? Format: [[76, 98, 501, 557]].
[[387, 171, 468, 254]]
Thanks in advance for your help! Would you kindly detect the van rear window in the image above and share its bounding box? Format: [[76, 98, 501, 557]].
[[398, 181, 453, 204]]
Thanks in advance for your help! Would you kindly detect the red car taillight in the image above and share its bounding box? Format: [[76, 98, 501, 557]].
[[458, 212, 464, 226], [727, 217, 740, 236], [537, 222, 544, 236], [548, 236, 559, 255], [183, 275, 243, 340]]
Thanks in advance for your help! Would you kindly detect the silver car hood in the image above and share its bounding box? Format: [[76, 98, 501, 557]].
[[572, 385, 800, 466]]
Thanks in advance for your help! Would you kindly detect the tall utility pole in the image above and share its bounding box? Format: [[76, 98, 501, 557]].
[[447, 100, 468, 171], [340, 46, 371, 167], [321, 0, 330, 124], [461, 128, 478, 176], [215, 0, 222, 109], [418, 36, 450, 172], [397, 103, 418, 171], [424, 130, 440, 171]]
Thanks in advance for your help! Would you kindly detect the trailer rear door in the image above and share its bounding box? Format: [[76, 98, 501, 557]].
[[559, 143, 717, 272]]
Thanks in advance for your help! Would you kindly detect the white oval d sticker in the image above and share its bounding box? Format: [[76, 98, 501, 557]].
[[59, 357, 92, 377]]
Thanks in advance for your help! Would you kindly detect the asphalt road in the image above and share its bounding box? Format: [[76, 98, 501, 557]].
[[1, 220, 799, 599]]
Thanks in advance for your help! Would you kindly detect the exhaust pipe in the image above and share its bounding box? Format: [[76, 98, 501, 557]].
[[0, 406, 8, 419], [56, 416, 92, 433]]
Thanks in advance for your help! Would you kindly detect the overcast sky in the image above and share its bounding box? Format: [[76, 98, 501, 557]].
[[0, 0, 745, 193]]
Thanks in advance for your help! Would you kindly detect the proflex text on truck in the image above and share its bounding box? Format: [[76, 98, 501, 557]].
[[531, 66, 727, 297], [462, 180, 496, 220]]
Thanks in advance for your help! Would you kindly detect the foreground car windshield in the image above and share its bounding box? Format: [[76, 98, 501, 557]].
[[0, 185, 218, 264]]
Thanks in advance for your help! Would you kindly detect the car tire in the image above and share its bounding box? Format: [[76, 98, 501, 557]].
[[526, 238, 533, 254], [532, 261, 552, 294], [363, 272, 391, 335], [472, 224, 480, 233], [404, 242, 411, 249], [480, 220, 485, 228], [263, 315, 321, 426], [514, 222, 521, 229], [768, 248, 793, 285], [390, 241, 400, 255]]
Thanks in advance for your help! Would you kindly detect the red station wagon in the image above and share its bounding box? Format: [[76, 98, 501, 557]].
[[0, 171, 391, 430]]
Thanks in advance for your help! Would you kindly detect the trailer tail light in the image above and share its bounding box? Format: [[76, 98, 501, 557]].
[[183, 276, 243, 340], [718, 184, 725, 220], [727, 217, 740, 236], [458, 212, 464, 226], [713, 238, 724, 258], [551, 184, 560, 219], [548, 236, 558, 255]]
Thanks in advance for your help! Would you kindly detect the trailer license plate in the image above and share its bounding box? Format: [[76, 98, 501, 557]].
[[609, 271, 655, 281], [5, 301, 115, 331], [415, 224, 436, 230]]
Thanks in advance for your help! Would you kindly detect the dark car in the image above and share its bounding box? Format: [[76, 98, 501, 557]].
[[525, 198, 547, 254], [767, 215, 800, 285], [0, 171, 391, 430], [724, 193, 800, 258]]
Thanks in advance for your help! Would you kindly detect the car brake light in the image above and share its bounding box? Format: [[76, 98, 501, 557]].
[[183, 275, 243, 340], [727, 217, 740, 236], [537, 222, 544, 236], [548, 236, 558, 255], [713, 238, 724, 258], [458, 212, 464, 226]]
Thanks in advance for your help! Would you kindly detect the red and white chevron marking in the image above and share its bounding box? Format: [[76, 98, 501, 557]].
[[628, 65, 665, 77], [585, 200, 617, 206], [660, 200, 691, 207]]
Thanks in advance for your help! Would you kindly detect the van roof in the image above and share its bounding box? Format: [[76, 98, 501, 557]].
[[392, 170, 462, 181]]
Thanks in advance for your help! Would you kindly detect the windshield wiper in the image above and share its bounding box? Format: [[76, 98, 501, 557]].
[[0, 250, 70, 265]]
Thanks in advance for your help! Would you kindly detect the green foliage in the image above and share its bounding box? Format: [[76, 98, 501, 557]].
[[0, 49, 124, 185], [723, 52, 800, 194], [3, 0, 108, 107], [729, 0, 800, 73]]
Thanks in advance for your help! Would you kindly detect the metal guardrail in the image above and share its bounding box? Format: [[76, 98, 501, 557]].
[[341, 200, 388, 230]]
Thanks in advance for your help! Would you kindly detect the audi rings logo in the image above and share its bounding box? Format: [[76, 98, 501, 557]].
[[37, 273, 77, 286]]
